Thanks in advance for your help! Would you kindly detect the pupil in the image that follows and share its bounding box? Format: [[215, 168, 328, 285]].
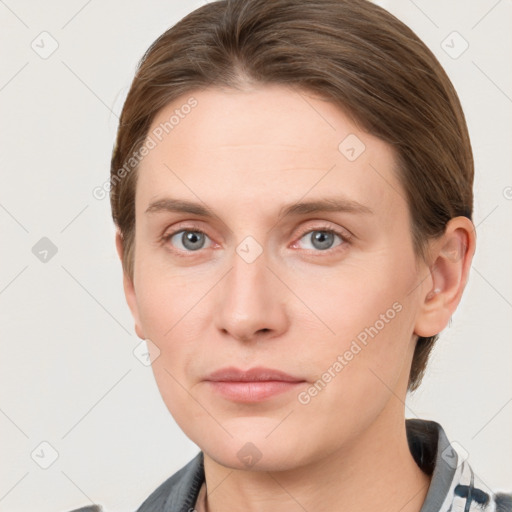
[[313, 231, 333, 250], [183, 231, 203, 250]]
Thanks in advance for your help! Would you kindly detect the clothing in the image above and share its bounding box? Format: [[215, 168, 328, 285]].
[[68, 419, 511, 512]]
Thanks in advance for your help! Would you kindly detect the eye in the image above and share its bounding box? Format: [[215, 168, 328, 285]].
[[294, 227, 348, 252], [165, 229, 213, 252], [161, 224, 350, 256]]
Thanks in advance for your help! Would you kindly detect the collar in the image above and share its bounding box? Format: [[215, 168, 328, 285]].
[[135, 419, 507, 512]]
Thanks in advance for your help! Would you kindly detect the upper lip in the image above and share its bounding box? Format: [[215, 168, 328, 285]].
[[205, 366, 305, 382]]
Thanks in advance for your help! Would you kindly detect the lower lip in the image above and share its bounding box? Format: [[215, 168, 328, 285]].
[[206, 380, 305, 402]]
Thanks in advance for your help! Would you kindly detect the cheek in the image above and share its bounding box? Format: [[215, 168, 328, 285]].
[[133, 262, 212, 381], [134, 269, 203, 428], [299, 261, 418, 390], [296, 260, 412, 342], [294, 295, 415, 445], [134, 258, 197, 338]]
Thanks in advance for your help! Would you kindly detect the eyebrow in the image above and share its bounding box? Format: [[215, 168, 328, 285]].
[[278, 198, 373, 217], [145, 197, 373, 218], [146, 197, 374, 218]]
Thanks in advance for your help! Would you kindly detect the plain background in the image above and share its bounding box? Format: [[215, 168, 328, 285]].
[[0, 1, 511, 511]]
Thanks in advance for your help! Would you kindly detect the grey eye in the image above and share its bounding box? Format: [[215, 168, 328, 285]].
[[171, 230, 210, 251], [299, 230, 342, 251]]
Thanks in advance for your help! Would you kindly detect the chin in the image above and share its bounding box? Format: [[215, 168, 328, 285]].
[[195, 422, 315, 473], [204, 443, 309, 473]]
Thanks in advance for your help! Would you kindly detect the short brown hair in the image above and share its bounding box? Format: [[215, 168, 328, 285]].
[[110, 0, 474, 391]]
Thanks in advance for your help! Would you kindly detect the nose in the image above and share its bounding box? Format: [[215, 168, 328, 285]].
[[214, 245, 289, 343]]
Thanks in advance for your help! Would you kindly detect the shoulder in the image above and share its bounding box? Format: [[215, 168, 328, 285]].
[[449, 463, 512, 512], [406, 419, 512, 512], [492, 492, 512, 511], [64, 507, 103, 512], [62, 452, 204, 512], [135, 451, 205, 512]]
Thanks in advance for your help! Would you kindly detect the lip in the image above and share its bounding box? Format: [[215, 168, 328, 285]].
[[204, 366, 306, 403], [206, 366, 304, 383]]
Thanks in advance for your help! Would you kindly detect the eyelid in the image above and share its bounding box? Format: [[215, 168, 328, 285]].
[[160, 220, 353, 254], [293, 222, 353, 242], [161, 220, 210, 237], [160, 222, 215, 251], [290, 222, 352, 253]]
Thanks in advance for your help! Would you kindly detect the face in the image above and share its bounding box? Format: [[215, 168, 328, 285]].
[[123, 84, 429, 471]]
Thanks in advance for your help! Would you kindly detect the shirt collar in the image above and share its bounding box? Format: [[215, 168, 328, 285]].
[[137, 419, 471, 512], [406, 418, 458, 512]]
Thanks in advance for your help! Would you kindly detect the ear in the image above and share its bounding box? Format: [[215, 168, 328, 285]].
[[115, 230, 145, 340], [414, 216, 476, 338]]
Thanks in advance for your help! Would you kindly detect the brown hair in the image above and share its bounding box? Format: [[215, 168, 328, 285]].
[[110, 0, 474, 391]]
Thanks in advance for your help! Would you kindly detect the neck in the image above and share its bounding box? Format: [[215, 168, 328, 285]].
[[202, 409, 431, 512]]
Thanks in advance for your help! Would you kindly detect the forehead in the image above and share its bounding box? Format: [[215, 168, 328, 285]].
[[136, 85, 407, 222]]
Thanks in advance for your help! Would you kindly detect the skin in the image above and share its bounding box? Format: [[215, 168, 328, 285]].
[[116, 84, 475, 512]]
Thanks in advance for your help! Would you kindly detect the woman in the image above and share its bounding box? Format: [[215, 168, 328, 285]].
[[72, 0, 511, 510]]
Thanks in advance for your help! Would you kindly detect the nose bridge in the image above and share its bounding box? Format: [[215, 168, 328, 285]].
[[214, 237, 287, 341]]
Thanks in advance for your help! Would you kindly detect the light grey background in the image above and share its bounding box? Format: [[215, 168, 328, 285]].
[[0, 1, 511, 511]]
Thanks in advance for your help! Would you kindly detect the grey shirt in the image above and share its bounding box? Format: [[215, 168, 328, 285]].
[[69, 419, 512, 512]]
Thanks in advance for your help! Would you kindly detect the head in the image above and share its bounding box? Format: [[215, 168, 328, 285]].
[[110, 0, 475, 470]]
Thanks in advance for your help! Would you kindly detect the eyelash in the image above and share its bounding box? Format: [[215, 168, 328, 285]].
[[160, 223, 352, 257]]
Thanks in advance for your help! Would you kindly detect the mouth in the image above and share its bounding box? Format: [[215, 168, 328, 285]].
[[204, 366, 307, 403]]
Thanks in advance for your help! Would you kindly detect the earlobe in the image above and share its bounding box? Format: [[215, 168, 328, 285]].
[[115, 230, 145, 340], [414, 217, 475, 338]]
